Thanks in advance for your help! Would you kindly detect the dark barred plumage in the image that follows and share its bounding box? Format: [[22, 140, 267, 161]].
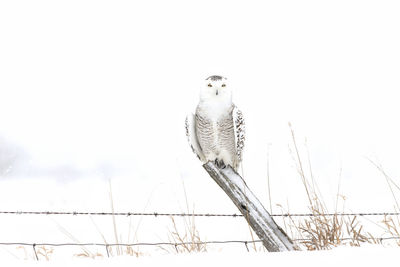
[[234, 109, 245, 162], [206, 75, 226, 81], [195, 105, 241, 170]]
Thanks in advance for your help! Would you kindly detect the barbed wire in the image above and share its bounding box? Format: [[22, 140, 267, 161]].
[[0, 210, 399, 217], [0, 240, 262, 247], [2, 236, 399, 247], [2, 208, 399, 259], [2, 236, 400, 259], [1, 237, 398, 249], [293, 236, 400, 242]]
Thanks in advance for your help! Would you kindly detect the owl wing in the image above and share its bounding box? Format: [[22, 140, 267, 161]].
[[233, 106, 245, 163], [185, 113, 205, 162]]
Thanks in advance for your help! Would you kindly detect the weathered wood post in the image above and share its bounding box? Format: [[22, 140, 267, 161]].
[[203, 162, 297, 252]]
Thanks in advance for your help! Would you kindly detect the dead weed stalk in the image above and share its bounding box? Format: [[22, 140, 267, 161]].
[[164, 215, 207, 253], [287, 123, 373, 250], [162, 182, 207, 253], [370, 159, 400, 246]]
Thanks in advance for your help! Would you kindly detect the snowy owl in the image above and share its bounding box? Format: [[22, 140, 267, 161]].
[[185, 75, 245, 171]]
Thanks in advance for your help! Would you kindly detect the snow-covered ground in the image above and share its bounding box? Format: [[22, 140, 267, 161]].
[[2, 247, 400, 266], [1, 0, 400, 264]]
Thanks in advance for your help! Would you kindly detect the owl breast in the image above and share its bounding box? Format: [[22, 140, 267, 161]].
[[195, 104, 237, 169]]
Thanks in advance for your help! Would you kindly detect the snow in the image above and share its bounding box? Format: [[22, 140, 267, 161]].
[[2, 247, 400, 266], [1, 0, 400, 265]]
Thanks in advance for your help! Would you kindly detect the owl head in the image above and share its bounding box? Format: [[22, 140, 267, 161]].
[[200, 75, 232, 101]]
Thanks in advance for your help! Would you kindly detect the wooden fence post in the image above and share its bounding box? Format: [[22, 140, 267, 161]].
[[203, 162, 297, 252]]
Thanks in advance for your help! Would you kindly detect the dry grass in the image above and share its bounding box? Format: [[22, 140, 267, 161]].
[[381, 215, 400, 245], [16, 246, 35, 260], [74, 250, 104, 259], [162, 182, 207, 254], [56, 220, 103, 259], [369, 160, 400, 246], [35, 246, 54, 261], [284, 124, 375, 250], [14, 245, 54, 261], [298, 212, 374, 249], [164, 215, 207, 253], [97, 181, 143, 257]]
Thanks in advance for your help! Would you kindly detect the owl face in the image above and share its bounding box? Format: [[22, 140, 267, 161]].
[[201, 76, 231, 99]]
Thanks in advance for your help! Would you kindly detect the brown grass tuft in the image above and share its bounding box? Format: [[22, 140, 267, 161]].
[[164, 215, 207, 253], [287, 124, 373, 250]]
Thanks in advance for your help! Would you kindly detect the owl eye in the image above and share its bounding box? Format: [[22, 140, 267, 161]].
[[221, 84, 226, 87], [207, 83, 212, 87]]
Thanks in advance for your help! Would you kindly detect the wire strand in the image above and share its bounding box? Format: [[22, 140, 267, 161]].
[[0, 236, 399, 248], [0, 210, 399, 217]]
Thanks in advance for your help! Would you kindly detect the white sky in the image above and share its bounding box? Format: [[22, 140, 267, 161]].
[[1, 0, 400, 210]]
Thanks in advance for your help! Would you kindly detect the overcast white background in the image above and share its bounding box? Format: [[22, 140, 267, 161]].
[[0, 0, 400, 259]]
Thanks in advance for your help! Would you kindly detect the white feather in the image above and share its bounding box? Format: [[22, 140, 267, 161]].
[[185, 113, 205, 162]]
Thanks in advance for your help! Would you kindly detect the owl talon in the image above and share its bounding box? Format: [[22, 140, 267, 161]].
[[214, 159, 226, 169], [220, 160, 226, 169]]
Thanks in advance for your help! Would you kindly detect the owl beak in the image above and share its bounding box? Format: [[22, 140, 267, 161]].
[[216, 89, 219, 96]]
